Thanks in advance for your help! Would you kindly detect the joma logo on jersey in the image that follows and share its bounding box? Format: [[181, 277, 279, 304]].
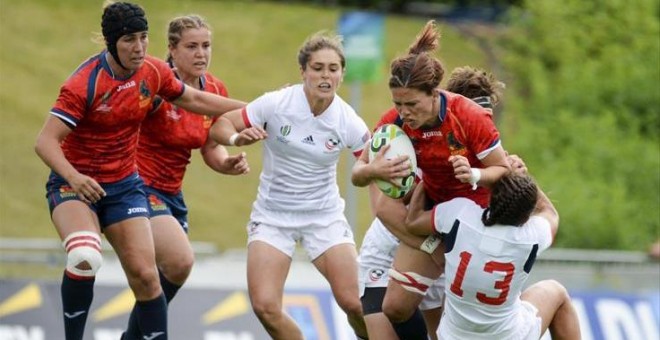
[[127, 207, 148, 215], [116, 80, 136, 92], [422, 131, 442, 138]]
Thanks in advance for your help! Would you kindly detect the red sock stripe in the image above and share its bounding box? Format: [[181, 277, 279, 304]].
[[65, 235, 101, 247], [64, 269, 95, 281], [392, 272, 430, 292], [65, 234, 101, 245], [66, 240, 102, 253]]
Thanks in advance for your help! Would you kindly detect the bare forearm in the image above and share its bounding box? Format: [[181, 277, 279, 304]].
[[176, 88, 245, 117], [375, 196, 424, 248], [351, 160, 376, 187], [535, 189, 558, 218], [35, 139, 78, 181], [476, 164, 509, 188], [201, 144, 229, 173], [209, 117, 239, 145]]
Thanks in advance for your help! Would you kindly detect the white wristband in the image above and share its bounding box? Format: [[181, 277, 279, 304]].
[[469, 168, 481, 190], [420, 234, 441, 254], [228, 133, 239, 146]]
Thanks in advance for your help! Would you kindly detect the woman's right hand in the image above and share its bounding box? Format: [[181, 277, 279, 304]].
[[369, 144, 411, 187], [67, 172, 106, 204]]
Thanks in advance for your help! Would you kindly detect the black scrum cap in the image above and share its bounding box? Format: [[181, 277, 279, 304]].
[[101, 2, 148, 69]]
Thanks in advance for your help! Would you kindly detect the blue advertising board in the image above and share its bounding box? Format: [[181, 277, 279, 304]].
[[0, 280, 658, 339], [337, 11, 384, 83]]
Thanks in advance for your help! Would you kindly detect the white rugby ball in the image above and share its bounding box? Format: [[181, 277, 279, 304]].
[[368, 124, 417, 199]]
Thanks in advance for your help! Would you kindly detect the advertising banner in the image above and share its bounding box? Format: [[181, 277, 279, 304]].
[[0, 280, 658, 340], [337, 11, 384, 83]]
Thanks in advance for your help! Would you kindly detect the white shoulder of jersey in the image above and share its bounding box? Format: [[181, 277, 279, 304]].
[[434, 197, 480, 234], [245, 84, 303, 127], [522, 215, 554, 252]]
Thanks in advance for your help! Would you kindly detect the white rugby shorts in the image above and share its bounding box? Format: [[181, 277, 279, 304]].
[[358, 218, 445, 310], [246, 217, 355, 260]]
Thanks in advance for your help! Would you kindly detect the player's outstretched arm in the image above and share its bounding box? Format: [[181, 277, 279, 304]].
[[209, 110, 267, 147], [405, 183, 434, 236], [173, 85, 246, 117]]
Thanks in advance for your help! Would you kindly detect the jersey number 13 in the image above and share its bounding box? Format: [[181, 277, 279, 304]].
[[449, 251, 514, 306]]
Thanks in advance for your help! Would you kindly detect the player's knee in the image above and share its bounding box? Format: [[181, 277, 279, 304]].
[[336, 294, 363, 317], [251, 297, 282, 323], [384, 268, 434, 322], [546, 279, 571, 302], [160, 254, 194, 284], [534, 279, 570, 307], [382, 298, 414, 323], [63, 231, 103, 278]]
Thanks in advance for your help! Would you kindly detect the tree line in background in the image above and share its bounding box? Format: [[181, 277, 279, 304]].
[[293, 0, 660, 251], [499, 0, 659, 250], [281, 0, 522, 21], [304, 0, 522, 10]]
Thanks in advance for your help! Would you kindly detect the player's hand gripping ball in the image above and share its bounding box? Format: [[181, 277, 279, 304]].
[[368, 124, 417, 199]]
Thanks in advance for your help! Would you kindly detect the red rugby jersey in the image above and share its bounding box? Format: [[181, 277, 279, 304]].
[[50, 52, 184, 183], [375, 91, 500, 207], [137, 73, 228, 194]]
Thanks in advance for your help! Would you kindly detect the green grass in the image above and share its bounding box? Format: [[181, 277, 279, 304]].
[[0, 0, 486, 252]]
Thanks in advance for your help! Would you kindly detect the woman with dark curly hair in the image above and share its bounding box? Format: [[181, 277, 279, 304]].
[[404, 171, 581, 339]]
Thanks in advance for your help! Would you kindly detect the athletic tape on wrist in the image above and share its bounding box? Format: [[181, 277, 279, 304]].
[[469, 168, 481, 190], [420, 234, 441, 254], [228, 133, 239, 146]]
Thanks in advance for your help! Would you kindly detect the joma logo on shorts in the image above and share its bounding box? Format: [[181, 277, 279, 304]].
[[127, 207, 148, 215]]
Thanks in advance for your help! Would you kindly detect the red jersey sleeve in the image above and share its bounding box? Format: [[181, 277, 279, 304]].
[[448, 93, 501, 160], [50, 56, 102, 128], [146, 56, 185, 102], [51, 81, 88, 128], [204, 73, 229, 125]]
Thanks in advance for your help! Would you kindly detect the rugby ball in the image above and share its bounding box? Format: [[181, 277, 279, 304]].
[[368, 124, 417, 199]]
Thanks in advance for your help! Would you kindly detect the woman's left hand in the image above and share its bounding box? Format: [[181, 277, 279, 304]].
[[449, 155, 473, 184], [220, 152, 250, 175]]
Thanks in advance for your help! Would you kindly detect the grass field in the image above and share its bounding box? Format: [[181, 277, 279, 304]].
[[0, 0, 487, 252]]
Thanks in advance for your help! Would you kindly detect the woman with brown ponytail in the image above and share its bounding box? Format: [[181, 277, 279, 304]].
[[352, 20, 510, 338]]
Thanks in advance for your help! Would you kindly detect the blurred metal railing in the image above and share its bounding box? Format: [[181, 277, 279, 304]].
[[0, 237, 219, 266], [1, 238, 658, 292], [540, 248, 651, 264]]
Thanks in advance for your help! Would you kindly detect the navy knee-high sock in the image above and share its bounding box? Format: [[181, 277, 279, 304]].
[[61, 272, 95, 340], [135, 293, 168, 340], [158, 271, 182, 303], [124, 272, 180, 339], [391, 308, 428, 340]]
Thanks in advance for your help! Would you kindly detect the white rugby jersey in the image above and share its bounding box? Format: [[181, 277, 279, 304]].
[[242, 84, 370, 226], [433, 198, 553, 339]]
